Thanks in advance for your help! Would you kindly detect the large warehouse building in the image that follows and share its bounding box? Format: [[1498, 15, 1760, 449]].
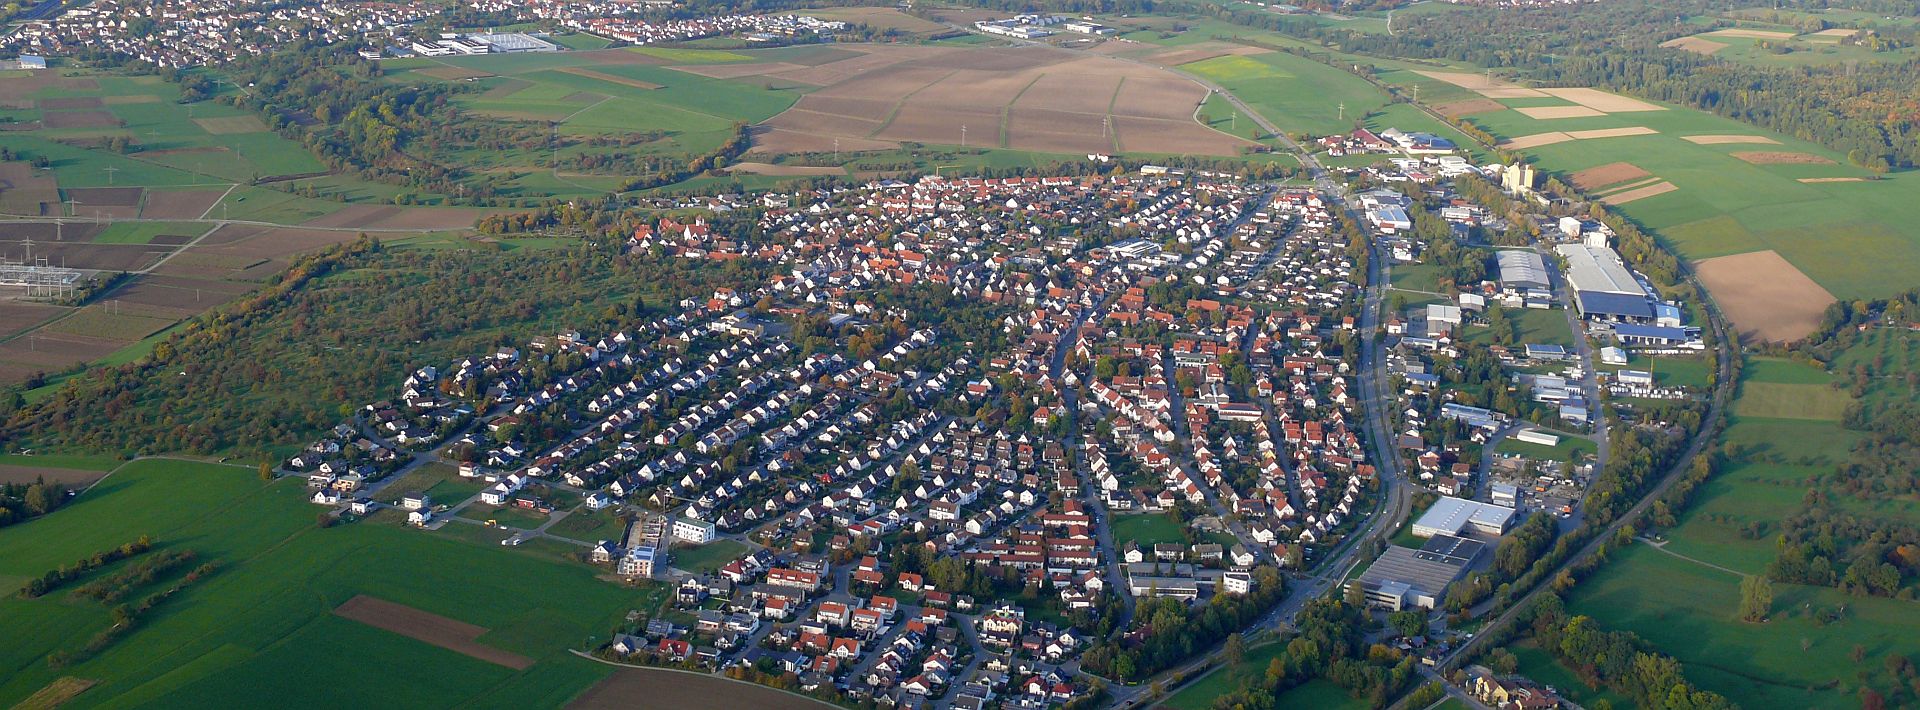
[[1555, 244, 1657, 323], [1352, 534, 1485, 610], [1496, 249, 1550, 294], [1412, 496, 1517, 538]]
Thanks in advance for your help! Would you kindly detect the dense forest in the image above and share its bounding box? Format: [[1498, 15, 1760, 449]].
[[1191, 0, 1920, 171], [0, 239, 765, 457]]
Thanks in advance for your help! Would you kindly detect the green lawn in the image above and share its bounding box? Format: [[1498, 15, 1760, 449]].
[[1599, 353, 1715, 389], [548, 508, 628, 542], [1495, 429, 1597, 462], [0, 458, 658, 708], [671, 538, 748, 574], [1110, 512, 1188, 548], [1730, 381, 1850, 421]]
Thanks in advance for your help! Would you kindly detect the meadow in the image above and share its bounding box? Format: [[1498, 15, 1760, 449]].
[[0, 458, 663, 709], [1564, 355, 1920, 709], [1180, 50, 1392, 136]]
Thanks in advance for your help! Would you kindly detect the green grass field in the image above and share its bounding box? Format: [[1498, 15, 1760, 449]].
[[1566, 354, 1919, 709], [1672, 30, 1920, 68], [90, 222, 209, 245], [1730, 382, 1850, 421], [1180, 50, 1392, 136], [671, 539, 748, 574], [0, 458, 661, 708], [1163, 641, 1288, 710], [1110, 512, 1189, 548], [1599, 353, 1715, 389], [1495, 429, 1597, 462]]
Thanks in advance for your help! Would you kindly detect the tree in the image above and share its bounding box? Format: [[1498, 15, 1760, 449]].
[[258, 462, 274, 482], [1739, 574, 1773, 622], [1225, 632, 1246, 666], [1388, 610, 1427, 638]]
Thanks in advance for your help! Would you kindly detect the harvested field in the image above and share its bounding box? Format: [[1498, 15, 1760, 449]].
[[333, 595, 534, 670], [0, 464, 110, 486], [1501, 132, 1574, 149], [747, 127, 894, 154], [1704, 28, 1794, 39], [1599, 181, 1677, 205], [195, 226, 358, 259], [670, 62, 809, 80], [40, 110, 119, 130], [755, 44, 1235, 155], [1565, 127, 1658, 140], [1680, 134, 1779, 145], [0, 162, 60, 216], [1595, 176, 1665, 196], [555, 66, 662, 90], [726, 162, 846, 176], [41, 306, 177, 340], [0, 331, 124, 370], [0, 301, 67, 337], [138, 190, 226, 219], [1807, 28, 1861, 39], [570, 667, 836, 710], [192, 115, 270, 134], [103, 277, 241, 318], [873, 104, 1002, 145], [1797, 177, 1865, 183], [1569, 162, 1652, 191], [1434, 99, 1505, 117], [1694, 250, 1836, 342], [1515, 105, 1605, 120], [103, 94, 160, 105], [1730, 151, 1833, 165], [1148, 42, 1267, 67], [1413, 71, 1546, 98], [36, 96, 102, 110], [416, 66, 494, 81], [66, 187, 141, 207], [1540, 88, 1665, 113], [1660, 36, 1729, 55]]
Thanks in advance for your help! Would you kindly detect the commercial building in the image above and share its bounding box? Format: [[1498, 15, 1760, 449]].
[[1351, 534, 1484, 610], [1412, 496, 1516, 538], [1496, 250, 1551, 294]]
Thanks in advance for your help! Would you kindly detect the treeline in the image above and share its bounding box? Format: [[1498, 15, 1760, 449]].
[[1079, 566, 1287, 682], [47, 559, 219, 670], [1518, 594, 1734, 710], [1216, 0, 1920, 171], [19, 537, 153, 598], [0, 478, 66, 528], [73, 549, 198, 603], [1204, 595, 1421, 709]]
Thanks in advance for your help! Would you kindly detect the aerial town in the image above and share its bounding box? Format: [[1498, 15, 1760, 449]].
[[1, 0, 1907, 708]]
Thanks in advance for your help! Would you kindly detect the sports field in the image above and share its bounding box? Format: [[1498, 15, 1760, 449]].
[[0, 458, 663, 708]]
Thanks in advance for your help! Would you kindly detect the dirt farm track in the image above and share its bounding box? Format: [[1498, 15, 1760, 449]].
[[747, 44, 1254, 156]]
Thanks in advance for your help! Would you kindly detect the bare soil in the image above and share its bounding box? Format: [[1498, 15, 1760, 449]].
[[1694, 249, 1836, 342], [333, 595, 535, 670]]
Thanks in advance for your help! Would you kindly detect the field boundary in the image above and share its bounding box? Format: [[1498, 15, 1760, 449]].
[[333, 595, 535, 669]]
